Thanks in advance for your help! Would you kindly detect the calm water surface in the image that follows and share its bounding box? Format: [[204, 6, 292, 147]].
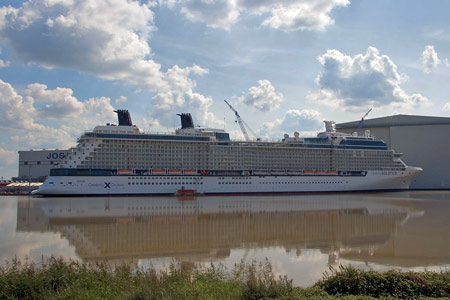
[[0, 191, 449, 287]]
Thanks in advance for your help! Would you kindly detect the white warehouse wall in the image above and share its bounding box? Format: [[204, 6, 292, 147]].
[[337, 119, 450, 189]]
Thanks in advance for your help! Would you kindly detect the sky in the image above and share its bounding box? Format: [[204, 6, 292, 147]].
[[0, 0, 449, 179]]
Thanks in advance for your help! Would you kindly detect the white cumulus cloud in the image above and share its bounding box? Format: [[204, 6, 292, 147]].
[[422, 45, 440, 74], [114, 96, 128, 104], [0, 0, 158, 86], [307, 46, 431, 111], [0, 0, 191, 93], [151, 65, 219, 128], [421, 45, 449, 74], [0, 79, 38, 131], [258, 0, 349, 31], [161, 0, 350, 31], [179, 0, 239, 30], [25, 83, 84, 119], [0, 79, 116, 149], [0, 0, 219, 129], [239, 80, 283, 112], [261, 109, 324, 138]]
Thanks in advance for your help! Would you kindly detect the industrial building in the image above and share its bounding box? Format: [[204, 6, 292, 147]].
[[17, 149, 69, 181], [336, 114, 450, 189]]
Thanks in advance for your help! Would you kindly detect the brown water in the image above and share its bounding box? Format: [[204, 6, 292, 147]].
[[1, 191, 449, 286]]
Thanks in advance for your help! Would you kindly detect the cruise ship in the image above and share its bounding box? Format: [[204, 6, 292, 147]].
[[34, 110, 422, 195]]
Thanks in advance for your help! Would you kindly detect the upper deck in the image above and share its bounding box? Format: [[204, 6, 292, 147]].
[[81, 129, 387, 151], [79, 109, 388, 151]]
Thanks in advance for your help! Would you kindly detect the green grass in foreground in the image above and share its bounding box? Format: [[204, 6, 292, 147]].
[[0, 257, 449, 300]]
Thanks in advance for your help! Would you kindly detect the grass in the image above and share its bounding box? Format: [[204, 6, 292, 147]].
[[0, 257, 449, 300], [316, 265, 450, 299]]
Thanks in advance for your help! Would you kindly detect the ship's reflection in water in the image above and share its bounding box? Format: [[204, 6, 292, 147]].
[[15, 192, 450, 286]]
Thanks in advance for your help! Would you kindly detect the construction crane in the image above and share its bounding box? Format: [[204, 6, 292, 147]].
[[357, 108, 372, 136], [224, 100, 257, 141]]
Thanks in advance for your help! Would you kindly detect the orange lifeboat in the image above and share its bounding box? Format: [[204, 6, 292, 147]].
[[152, 169, 166, 175], [117, 169, 133, 175], [183, 169, 197, 175], [168, 169, 182, 175]]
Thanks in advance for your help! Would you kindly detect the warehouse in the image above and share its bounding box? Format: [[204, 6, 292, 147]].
[[336, 114, 450, 189], [17, 149, 69, 181]]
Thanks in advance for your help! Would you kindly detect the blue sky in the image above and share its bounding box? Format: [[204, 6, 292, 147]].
[[0, 0, 449, 178]]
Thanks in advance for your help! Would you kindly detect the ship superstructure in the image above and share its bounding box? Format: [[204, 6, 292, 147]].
[[34, 110, 422, 195]]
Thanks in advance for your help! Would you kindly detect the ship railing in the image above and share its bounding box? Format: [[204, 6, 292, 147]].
[[84, 130, 182, 136], [110, 168, 351, 177], [81, 129, 290, 143], [228, 139, 284, 144]]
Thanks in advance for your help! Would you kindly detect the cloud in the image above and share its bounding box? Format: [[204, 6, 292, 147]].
[[150, 65, 219, 128], [0, 0, 219, 129], [0, 147, 15, 165], [0, 47, 10, 67], [0, 59, 9, 67], [0, 79, 116, 148], [74, 96, 117, 130], [239, 80, 283, 112], [421, 45, 449, 74], [443, 102, 450, 111], [23, 83, 116, 129], [179, 0, 239, 30], [25, 83, 84, 119], [115, 96, 128, 104], [0, 79, 38, 130], [422, 45, 440, 74], [0, 0, 165, 90], [258, 0, 350, 31], [261, 109, 324, 138], [307, 46, 431, 111], [161, 0, 350, 31]]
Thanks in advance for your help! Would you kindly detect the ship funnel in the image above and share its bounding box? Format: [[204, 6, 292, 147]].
[[114, 109, 133, 126], [177, 113, 194, 129]]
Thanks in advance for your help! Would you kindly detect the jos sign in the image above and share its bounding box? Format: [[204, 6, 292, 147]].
[[45, 152, 68, 160]]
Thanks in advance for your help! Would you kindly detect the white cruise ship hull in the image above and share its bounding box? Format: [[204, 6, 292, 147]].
[[34, 166, 422, 196]]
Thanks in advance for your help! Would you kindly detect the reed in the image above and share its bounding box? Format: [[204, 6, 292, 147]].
[[0, 257, 449, 300]]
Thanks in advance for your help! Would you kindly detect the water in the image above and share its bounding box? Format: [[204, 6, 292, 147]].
[[1, 191, 449, 287]]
